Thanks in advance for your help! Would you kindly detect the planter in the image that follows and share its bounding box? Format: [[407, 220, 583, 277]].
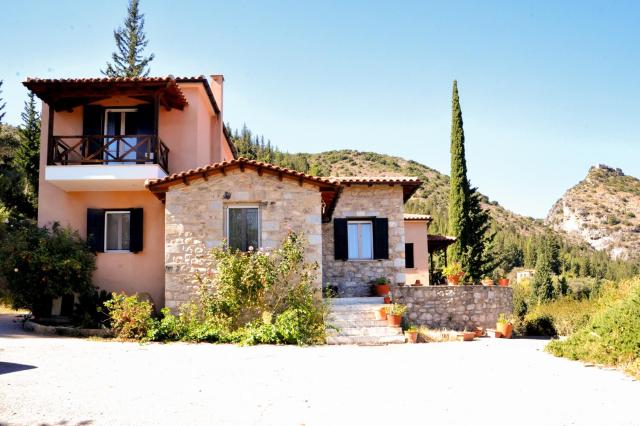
[[405, 330, 418, 344], [457, 331, 476, 342], [387, 314, 402, 327], [496, 322, 513, 339], [374, 283, 390, 296], [481, 279, 494, 286], [447, 273, 463, 285], [474, 327, 485, 337], [383, 296, 391, 304], [374, 307, 387, 321], [498, 278, 510, 287]]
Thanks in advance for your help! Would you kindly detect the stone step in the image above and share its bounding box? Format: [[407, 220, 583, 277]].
[[326, 334, 406, 345], [328, 319, 390, 328], [327, 326, 403, 337], [329, 297, 385, 305], [328, 303, 387, 312]]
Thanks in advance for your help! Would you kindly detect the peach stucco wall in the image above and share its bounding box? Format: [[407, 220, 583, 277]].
[[404, 220, 430, 285], [37, 79, 228, 308]]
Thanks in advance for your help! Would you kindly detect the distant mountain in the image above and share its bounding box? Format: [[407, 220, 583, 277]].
[[547, 165, 640, 261]]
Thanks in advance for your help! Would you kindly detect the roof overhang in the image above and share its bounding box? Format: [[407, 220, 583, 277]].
[[403, 213, 433, 223], [23, 76, 195, 112], [333, 176, 422, 202], [146, 158, 342, 222]]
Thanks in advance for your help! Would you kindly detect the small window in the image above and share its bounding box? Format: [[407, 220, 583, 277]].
[[227, 206, 260, 252], [105, 211, 130, 251], [347, 220, 373, 260]]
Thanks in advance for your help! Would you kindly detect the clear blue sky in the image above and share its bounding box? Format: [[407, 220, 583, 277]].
[[1, 1, 638, 218]]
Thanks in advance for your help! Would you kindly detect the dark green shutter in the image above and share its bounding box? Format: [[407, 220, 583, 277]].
[[333, 218, 348, 260], [87, 209, 105, 252], [405, 243, 414, 268], [373, 218, 389, 260], [83, 105, 103, 159], [129, 208, 143, 253]]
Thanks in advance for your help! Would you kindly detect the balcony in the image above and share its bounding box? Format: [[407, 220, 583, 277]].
[[45, 135, 169, 191]]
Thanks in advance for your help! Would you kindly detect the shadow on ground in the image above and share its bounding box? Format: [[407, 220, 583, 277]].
[[0, 361, 37, 375]]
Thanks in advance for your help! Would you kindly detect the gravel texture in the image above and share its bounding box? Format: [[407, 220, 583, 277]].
[[0, 313, 638, 426]]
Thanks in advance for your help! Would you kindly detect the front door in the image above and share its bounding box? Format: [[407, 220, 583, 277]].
[[104, 109, 138, 164]]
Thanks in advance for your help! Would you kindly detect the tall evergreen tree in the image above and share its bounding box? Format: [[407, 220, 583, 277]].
[[447, 80, 471, 263], [15, 92, 41, 200], [0, 80, 6, 124], [465, 188, 495, 281], [102, 0, 154, 77]]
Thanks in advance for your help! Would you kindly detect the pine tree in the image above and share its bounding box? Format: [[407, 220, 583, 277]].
[[0, 80, 6, 124], [15, 92, 41, 199], [102, 0, 154, 77], [447, 80, 471, 264]]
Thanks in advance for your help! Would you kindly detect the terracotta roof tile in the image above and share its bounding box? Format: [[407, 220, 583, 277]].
[[403, 213, 433, 221], [331, 176, 421, 184]]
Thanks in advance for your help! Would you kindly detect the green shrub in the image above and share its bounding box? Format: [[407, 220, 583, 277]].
[[144, 232, 327, 345], [520, 312, 557, 336], [104, 292, 154, 340], [547, 278, 640, 378], [0, 221, 96, 317]]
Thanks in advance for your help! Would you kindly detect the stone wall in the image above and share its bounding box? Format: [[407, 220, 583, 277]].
[[164, 168, 323, 309], [322, 185, 406, 297], [392, 286, 513, 330]]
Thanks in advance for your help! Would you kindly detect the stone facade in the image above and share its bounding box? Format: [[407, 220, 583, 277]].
[[393, 286, 513, 330], [322, 185, 406, 297], [164, 168, 323, 309]]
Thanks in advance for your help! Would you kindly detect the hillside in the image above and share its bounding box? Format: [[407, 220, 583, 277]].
[[547, 165, 640, 261]]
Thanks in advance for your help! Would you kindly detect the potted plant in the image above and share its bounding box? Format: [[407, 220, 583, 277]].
[[373, 277, 391, 297], [474, 326, 485, 337], [374, 306, 387, 321], [457, 329, 476, 341], [481, 277, 494, 286], [496, 313, 513, 338], [498, 277, 510, 287], [386, 303, 407, 327], [442, 263, 464, 285], [383, 295, 392, 304], [405, 325, 418, 343]]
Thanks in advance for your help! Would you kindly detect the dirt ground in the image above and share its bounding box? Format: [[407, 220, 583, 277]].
[[0, 313, 638, 426]]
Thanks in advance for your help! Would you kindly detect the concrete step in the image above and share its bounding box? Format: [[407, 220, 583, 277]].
[[329, 297, 385, 305], [327, 319, 390, 328], [327, 326, 403, 337], [326, 334, 406, 345], [328, 303, 387, 312]]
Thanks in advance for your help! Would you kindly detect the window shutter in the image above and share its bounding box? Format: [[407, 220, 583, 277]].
[[129, 208, 144, 253], [136, 104, 155, 163], [87, 209, 105, 252], [373, 218, 389, 260], [405, 243, 414, 268], [83, 105, 103, 159], [333, 218, 348, 260]]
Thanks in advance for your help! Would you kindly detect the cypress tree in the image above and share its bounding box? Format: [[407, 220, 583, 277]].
[[447, 80, 471, 264], [15, 91, 41, 200], [0, 80, 5, 124], [102, 0, 155, 77]]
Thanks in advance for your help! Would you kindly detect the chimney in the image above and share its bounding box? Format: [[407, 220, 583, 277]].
[[210, 74, 224, 115]]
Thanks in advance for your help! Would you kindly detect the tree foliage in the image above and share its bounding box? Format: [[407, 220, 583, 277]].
[[102, 0, 154, 77], [0, 80, 6, 124], [15, 92, 40, 203]]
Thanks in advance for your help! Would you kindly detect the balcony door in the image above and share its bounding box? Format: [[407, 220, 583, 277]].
[[104, 109, 138, 164]]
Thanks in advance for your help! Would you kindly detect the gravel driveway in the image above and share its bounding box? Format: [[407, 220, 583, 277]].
[[0, 313, 638, 426]]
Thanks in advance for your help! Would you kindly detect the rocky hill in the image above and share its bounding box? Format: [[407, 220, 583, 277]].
[[546, 165, 640, 260]]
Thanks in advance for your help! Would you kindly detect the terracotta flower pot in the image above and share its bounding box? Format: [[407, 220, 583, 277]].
[[498, 278, 510, 287], [474, 327, 485, 337], [374, 283, 390, 296], [405, 330, 418, 344], [481, 279, 494, 286], [374, 307, 387, 321], [496, 322, 513, 339], [387, 314, 402, 327], [457, 331, 475, 341], [447, 273, 463, 285], [383, 296, 391, 304]]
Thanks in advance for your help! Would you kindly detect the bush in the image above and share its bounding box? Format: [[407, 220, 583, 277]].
[[141, 232, 326, 345], [0, 221, 96, 317], [104, 292, 155, 340], [547, 278, 640, 378], [520, 312, 557, 336]]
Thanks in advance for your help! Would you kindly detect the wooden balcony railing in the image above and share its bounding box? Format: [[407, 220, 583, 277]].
[[49, 135, 169, 173]]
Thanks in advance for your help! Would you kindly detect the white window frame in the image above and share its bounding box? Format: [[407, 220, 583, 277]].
[[347, 220, 373, 260], [104, 108, 138, 162], [225, 205, 261, 251], [104, 210, 131, 253]]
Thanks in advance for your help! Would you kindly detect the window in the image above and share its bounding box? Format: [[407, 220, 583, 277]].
[[347, 220, 373, 260], [405, 243, 415, 268], [227, 206, 260, 252], [105, 211, 130, 251]]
